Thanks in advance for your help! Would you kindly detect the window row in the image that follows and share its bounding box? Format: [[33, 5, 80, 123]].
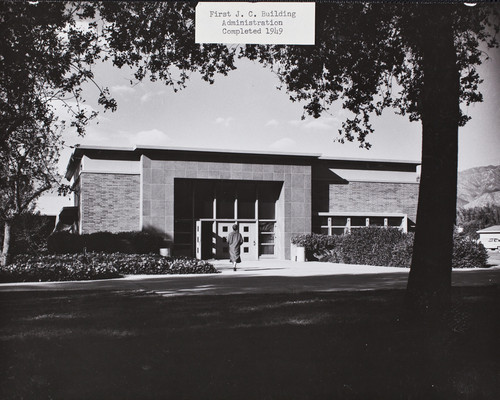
[[174, 179, 282, 220], [315, 215, 407, 235]]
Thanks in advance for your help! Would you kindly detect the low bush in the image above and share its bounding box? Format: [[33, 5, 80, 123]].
[[0, 253, 219, 283], [294, 228, 409, 264], [452, 235, 488, 269], [47, 231, 166, 254], [94, 253, 219, 275], [389, 233, 415, 268], [291, 234, 338, 260], [308, 228, 488, 269], [0, 254, 121, 282], [335, 228, 408, 266]]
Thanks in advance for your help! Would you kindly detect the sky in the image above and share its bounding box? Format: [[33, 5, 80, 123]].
[[37, 29, 500, 215]]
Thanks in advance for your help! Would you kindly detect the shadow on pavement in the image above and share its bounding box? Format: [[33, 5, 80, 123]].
[[0, 267, 498, 297]]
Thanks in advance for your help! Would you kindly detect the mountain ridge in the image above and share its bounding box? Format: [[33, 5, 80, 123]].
[[457, 164, 500, 209]]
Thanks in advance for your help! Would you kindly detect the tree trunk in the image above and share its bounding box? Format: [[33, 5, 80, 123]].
[[406, 10, 460, 314], [1, 221, 11, 267]]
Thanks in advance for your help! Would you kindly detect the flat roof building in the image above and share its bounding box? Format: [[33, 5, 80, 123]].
[[63, 145, 420, 260]]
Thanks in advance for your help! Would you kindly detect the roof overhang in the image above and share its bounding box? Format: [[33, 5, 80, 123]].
[[477, 225, 500, 234], [65, 144, 421, 180]]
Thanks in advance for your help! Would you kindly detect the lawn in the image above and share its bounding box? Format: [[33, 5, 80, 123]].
[[1, 287, 499, 399]]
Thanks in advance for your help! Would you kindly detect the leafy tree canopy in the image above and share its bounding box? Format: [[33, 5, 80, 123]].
[[92, 1, 499, 309], [95, 2, 498, 147], [1, 1, 498, 307], [0, 1, 116, 265], [458, 204, 500, 239], [0, 2, 116, 221]]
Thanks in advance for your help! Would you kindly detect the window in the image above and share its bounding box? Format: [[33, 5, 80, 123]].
[[259, 222, 275, 255], [237, 182, 256, 219], [216, 181, 235, 219], [258, 182, 281, 219], [194, 180, 214, 219], [317, 213, 407, 235]]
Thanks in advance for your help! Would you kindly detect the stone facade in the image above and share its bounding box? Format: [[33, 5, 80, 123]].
[[79, 172, 140, 233], [141, 156, 311, 259]]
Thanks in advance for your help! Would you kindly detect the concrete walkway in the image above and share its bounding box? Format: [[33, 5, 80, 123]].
[[0, 260, 498, 296]]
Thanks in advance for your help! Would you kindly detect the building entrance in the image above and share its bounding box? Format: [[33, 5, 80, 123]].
[[238, 222, 258, 260], [214, 221, 258, 261], [195, 220, 276, 261], [176, 179, 282, 260]]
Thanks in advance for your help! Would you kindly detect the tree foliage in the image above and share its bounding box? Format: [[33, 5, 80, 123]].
[[97, 2, 237, 87], [0, 2, 116, 265], [92, 2, 498, 148], [243, 3, 498, 147], [90, 2, 498, 311], [457, 204, 500, 239], [0, 212, 55, 257], [0, 1, 498, 310]]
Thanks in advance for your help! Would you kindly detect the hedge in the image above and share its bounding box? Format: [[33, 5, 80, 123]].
[[293, 228, 489, 269], [452, 235, 488, 269], [291, 234, 339, 260], [47, 231, 167, 254], [0, 253, 121, 282], [95, 253, 219, 275], [333, 228, 408, 266], [0, 253, 219, 283]]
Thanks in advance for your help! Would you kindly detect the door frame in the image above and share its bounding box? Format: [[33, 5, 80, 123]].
[[195, 218, 278, 260], [238, 222, 258, 261]]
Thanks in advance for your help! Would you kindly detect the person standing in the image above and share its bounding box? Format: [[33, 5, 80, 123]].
[[227, 224, 243, 271]]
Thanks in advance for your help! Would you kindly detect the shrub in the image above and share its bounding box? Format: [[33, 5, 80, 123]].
[[47, 231, 166, 254], [389, 233, 415, 268], [0, 253, 121, 282], [335, 228, 408, 266], [291, 234, 338, 260], [0, 253, 219, 283], [47, 232, 83, 254], [318, 228, 488, 269], [452, 235, 488, 269], [387, 233, 488, 269], [93, 253, 219, 275]]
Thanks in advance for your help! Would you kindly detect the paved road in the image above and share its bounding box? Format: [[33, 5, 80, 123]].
[[0, 260, 498, 296]]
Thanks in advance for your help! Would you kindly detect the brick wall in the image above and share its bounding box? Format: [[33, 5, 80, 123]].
[[329, 181, 419, 222], [80, 173, 140, 234]]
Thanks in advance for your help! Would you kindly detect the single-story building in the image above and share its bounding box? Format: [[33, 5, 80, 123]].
[[62, 145, 420, 260], [477, 225, 500, 250]]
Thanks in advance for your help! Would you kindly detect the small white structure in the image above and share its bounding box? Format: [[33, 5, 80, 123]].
[[477, 225, 500, 250]]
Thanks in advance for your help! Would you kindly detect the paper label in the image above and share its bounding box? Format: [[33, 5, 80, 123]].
[[195, 2, 315, 45]]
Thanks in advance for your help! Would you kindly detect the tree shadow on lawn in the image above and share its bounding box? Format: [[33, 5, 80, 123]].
[[138, 272, 411, 297], [0, 287, 499, 399]]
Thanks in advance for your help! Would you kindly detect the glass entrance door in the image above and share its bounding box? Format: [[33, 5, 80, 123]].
[[259, 222, 276, 257]]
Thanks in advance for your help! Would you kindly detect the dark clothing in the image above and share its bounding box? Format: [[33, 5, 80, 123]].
[[227, 231, 243, 263]]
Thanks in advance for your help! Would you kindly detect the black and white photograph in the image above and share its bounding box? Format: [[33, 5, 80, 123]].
[[1, 1, 499, 398]]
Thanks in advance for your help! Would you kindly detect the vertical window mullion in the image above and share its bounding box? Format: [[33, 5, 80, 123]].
[[234, 196, 238, 220], [213, 187, 217, 219]]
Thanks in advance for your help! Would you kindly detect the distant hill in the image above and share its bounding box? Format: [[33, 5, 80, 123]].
[[457, 165, 500, 209]]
